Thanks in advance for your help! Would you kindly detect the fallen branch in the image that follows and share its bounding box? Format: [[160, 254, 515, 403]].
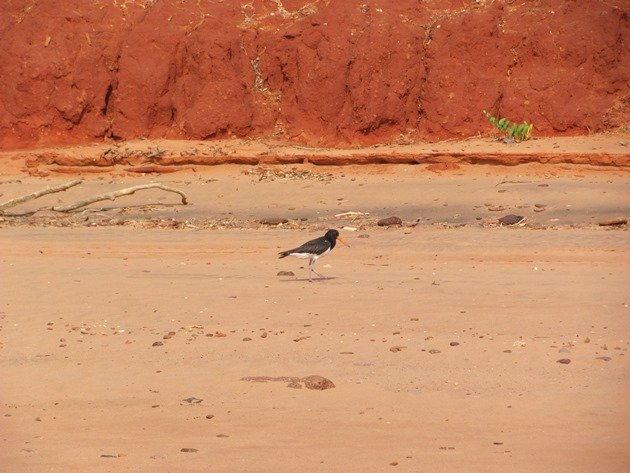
[[0, 179, 83, 213], [52, 183, 188, 212]]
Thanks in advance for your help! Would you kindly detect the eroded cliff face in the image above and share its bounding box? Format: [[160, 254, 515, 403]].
[[1, 0, 627, 149]]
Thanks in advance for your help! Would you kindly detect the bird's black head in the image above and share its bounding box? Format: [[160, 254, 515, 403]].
[[324, 229, 347, 249], [324, 229, 339, 243]]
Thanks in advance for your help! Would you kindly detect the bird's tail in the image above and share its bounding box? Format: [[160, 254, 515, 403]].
[[278, 251, 290, 259]]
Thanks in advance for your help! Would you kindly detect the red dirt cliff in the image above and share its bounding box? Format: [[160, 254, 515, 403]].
[[1, 0, 628, 149]]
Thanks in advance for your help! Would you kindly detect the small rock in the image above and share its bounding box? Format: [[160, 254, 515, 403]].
[[357, 234, 370, 238], [557, 358, 571, 364], [152, 341, 164, 347], [558, 348, 571, 353], [216, 434, 229, 438], [428, 349, 441, 354], [488, 206, 506, 212], [277, 270, 295, 276], [378, 216, 403, 227], [302, 375, 335, 390], [389, 461, 399, 466], [260, 331, 268, 338], [260, 217, 289, 225], [182, 397, 203, 404], [498, 214, 526, 226], [100, 454, 119, 458], [214, 332, 227, 337], [596, 356, 612, 361], [242, 337, 252, 342], [584, 337, 590, 343], [205, 414, 215, 419], [389, 346, 404, 353], [180, 448, 198, 453], [598, 218, 627, 227], [449, 342, 460, 346]]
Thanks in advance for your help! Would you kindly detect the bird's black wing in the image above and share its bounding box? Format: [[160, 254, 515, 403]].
[[279, 236, 330, 257]]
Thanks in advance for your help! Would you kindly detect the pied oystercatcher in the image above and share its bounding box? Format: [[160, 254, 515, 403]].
[[278, 229, 347, 281]]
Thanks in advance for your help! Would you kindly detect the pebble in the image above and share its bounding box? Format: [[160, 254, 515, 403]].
[[303, 375, 335, 390], [449, 342, 460, 346], [558, 348, 571, 353], [260, 332, 268, 338], [357, 234, 370, 238], [428, 349, 441, 354], [182, 397, 203, 404], [216, 434, 229, 438], [389, 346, 404, 353], [180, 448, 198, 453], [557, 358, 571, 364], [205, 414, 215, 419], [377, 216, 403, 227], [277, 271, 295, 276], [242, 337, 252, 342], [152, 341, 164, 347], [498, 214, 525, 226], [596, 356, 612, 361], [598, 218, 627, 227]]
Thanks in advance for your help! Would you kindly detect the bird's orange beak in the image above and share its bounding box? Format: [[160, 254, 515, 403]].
[[337, 235, 348, 247]]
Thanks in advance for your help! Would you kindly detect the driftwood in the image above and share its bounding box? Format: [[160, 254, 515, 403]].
[[52, 183, 188, 212], [0, 180, 188, 215], [0, 179, 83, 213]]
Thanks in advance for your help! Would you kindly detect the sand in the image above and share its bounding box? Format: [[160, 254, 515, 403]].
[[1, 139, 629, 472]]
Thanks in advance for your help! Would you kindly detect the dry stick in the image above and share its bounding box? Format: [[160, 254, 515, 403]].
[[52, 183, 188, 212], [0, 179, 83, 213]]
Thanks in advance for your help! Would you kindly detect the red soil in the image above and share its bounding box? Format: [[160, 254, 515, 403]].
[[1, 0, 628, 150]]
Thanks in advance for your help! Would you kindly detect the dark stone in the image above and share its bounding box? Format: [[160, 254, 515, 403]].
[[260, 217, 289, 225], [498, 214, 526, 226], [377, 216, 403, 226]]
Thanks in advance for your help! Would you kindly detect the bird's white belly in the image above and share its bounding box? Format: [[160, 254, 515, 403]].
[[290, 247, 330, 260]]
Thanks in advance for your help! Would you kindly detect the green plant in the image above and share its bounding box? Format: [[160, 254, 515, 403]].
[[483, 110, 533, 142]]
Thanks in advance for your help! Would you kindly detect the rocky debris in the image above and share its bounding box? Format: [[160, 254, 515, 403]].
[[259, 217, 288, 226], [557, 358, 572, 364], [389, 346, 405, 353], [241, 375, 335, 390], [598, 218, 627, 227], [277, 270, 295, 276], [245, 167, 333, 182], [151, 341, 163, 347], [498, 214, 526, 226], [378, 216, 403, 227]]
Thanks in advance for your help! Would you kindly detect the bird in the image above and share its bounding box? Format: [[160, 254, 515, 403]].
[[278, 229, 347, 281]]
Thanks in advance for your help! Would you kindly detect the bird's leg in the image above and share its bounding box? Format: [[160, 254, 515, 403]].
[[311, 259, 325, 279], [308, 259, 314, 282]]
